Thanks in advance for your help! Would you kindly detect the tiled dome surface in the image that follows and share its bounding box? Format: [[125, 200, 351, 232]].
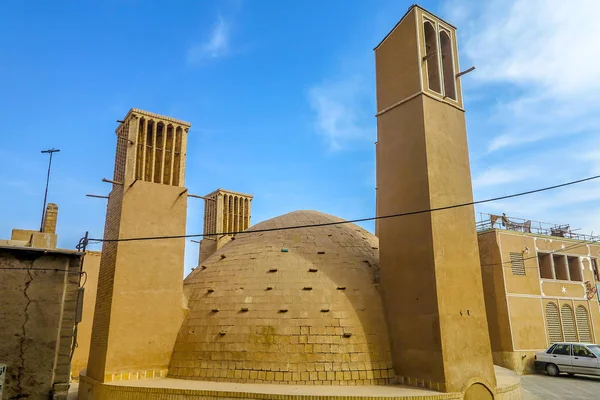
[[169, 210, 394, 385]]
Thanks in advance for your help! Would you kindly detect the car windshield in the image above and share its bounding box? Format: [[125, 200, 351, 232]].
[[588, 345, 600, 357]]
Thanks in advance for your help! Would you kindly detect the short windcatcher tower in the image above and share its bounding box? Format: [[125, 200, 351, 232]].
[[199, 189, 253, 263]]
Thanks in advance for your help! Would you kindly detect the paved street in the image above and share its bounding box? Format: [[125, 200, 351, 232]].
[[521, 373, 600, 399]]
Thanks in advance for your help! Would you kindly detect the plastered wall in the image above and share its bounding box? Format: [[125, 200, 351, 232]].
[[0, 247, 82, 399]]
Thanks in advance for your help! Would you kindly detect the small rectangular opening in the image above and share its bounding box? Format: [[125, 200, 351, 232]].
[[568, 256, 583, 281], [553, 254, 569, 281], [592, 258, 599, 281], [538, 252, 554, 279]]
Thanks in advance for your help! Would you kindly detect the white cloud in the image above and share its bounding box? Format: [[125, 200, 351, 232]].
[[187, 15, 229, 64], [444, 0, 600, 153], [473, 166, 536, 188], [308, 75, 373, 150]]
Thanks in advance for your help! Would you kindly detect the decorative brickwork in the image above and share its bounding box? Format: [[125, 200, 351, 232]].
[[173, 211, 394, 385]]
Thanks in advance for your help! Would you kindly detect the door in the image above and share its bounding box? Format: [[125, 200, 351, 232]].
[[572, 345, 600, 375], [549, 343, 573, 373]]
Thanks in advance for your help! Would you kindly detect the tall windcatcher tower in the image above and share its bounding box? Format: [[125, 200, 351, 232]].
[[198, 189, 253, 263], [375, 5, 495, 397], [86, 109, 191, 383]]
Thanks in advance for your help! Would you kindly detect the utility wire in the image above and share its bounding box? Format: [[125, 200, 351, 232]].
[[88, 174, 600, 243], [0, 267, 83, 274]]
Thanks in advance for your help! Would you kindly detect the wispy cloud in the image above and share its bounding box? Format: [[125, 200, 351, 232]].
[[473, 166, 536, 189], [187, 15, 230, 64], [308, 75, 373, 151], [444, 0, 600, 153]]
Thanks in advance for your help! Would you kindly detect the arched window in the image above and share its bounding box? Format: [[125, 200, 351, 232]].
[[545, 302, 563, 344], [561, 304, 578, 342], [423, 21, 441, 93], [576, 305, 592, 343], [439, 30, 456, 100]]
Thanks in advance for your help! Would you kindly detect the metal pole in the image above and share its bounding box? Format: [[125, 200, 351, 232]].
[[40, 148, 60, 232]]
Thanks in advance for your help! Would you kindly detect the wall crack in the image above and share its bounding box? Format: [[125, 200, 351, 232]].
[[12, 268, 33, 400]]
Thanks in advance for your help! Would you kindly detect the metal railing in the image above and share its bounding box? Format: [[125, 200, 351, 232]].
[[476, 213, 600, 242]]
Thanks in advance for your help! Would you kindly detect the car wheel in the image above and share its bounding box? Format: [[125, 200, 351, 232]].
[[546, 363, 560, 377]]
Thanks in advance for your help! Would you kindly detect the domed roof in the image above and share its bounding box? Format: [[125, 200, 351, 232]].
[[169, 210, 394, 385]]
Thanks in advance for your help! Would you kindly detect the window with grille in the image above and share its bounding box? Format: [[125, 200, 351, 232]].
[[561, 304, 578, 342], [576, 305, 592, 343], [545, 302, 563, 344], [510, 252, 526, 276]]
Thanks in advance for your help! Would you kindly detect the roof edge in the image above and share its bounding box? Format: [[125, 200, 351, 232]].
[[123, 108, 192, 127], [374, 4, 457, 51]]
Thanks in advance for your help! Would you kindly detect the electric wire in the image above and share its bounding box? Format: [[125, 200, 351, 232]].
[[0, 266, 82, 274], [88, 174, 600, 244]]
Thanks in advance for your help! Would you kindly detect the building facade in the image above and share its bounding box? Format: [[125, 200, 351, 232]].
[[0, 203, 85, 400], [478, 214, 600, 374]]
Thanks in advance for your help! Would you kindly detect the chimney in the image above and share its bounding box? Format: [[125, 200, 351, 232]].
[[43, 203, 58, 234]]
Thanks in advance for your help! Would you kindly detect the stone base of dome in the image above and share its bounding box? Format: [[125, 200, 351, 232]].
[[168, 368, 396, 386], [78, 366, 522, 400]]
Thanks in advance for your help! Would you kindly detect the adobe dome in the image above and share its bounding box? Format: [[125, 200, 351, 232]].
[[169, 210, 394, 385]]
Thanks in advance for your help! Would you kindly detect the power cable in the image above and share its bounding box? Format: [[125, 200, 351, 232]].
[[88, 174, 600, 244], [0, 267, 82, 274]]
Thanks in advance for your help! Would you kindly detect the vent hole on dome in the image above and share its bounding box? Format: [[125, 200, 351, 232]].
[[343, 332, 352, 338], [240, 307, 249, 312], [281, 248, 289, 253], [302, 286, 313, 291], [207, 289, 214, 293], [220, 254, 227, 259], [320, 308, 330, 313], [308, 268, 318, 273], [279, 309, 289, 313], [336, 286, 346, 291], [219, 330, 227, 336], [317, 251, 325, 255], [211, 308, 219, 313], [268, 268, 278, 273], [371, 246, 378, 250], [266, 286, 273, 290], [200, 266, 207, 271]]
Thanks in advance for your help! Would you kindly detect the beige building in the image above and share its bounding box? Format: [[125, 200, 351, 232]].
[[0, 204, 85, 400], [478, 214, 600, 374], [70, 251, 101, 379]]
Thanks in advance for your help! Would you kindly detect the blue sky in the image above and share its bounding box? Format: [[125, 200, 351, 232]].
[[1, 0, 599, 274]]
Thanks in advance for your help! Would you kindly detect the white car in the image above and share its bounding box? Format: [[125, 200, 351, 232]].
[[535, 342, 600, 377]]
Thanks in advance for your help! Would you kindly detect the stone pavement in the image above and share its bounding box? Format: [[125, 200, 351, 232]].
[[521, 373, 600, 399]]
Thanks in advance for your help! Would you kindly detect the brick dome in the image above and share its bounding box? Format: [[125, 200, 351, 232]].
[[169, 210, 395, 385]]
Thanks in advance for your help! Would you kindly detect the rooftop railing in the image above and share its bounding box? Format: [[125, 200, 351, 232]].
[[476, 213, 600, 242]]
